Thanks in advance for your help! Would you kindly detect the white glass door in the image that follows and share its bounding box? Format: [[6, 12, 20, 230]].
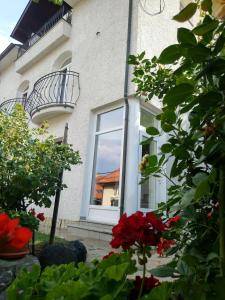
[[88, 107, 124, 224]]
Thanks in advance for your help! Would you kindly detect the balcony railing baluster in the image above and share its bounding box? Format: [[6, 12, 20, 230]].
[[25, 70, 80, 118], [0, 70, 79, 119], [0, 98, 27, 115]]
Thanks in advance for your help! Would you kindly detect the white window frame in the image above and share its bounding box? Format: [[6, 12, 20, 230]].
[[138, 107, 160, 212], [89, 106, 125, 211]]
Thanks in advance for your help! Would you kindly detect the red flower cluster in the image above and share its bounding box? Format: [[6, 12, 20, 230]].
[[110, 211, 166, 250], [165, 215, 181, 228], [130, 276, 160, 299], [29, 209, 45, 222], [157, 237, 175, 257], [0, 213, 32, 250]]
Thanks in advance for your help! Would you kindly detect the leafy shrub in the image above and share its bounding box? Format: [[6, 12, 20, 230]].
[[0, 105, 81, 211]]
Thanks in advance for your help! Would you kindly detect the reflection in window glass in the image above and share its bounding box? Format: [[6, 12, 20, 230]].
[[97, 107, 123, 132], [140, 109, 155, 129], [91, 108, 123, 207], [140, 139, 157, 210]]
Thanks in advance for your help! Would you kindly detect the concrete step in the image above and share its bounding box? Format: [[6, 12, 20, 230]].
[[67, 221, 113, 241]]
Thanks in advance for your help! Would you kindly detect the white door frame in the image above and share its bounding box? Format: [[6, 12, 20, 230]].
[[85, 105, 125, 224]]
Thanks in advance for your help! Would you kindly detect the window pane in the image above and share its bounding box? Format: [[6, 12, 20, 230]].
[[140, 140, 157, 209], [97, 107, 123, 132], [91, 130, 122, 206], [140, 109, 155, 129]]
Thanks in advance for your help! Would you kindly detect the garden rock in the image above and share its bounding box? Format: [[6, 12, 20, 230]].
[[0, 255, 39, 300], [67, 240, 87, 263], [39, 240, 87, 269]]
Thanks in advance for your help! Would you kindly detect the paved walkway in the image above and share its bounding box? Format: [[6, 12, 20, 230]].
[[39, 226, 171, 276]]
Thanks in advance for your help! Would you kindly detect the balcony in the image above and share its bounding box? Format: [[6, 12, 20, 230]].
[[15, 7, 72, 74], [0, 98, 26, 115], [25, 70, 80, 124]]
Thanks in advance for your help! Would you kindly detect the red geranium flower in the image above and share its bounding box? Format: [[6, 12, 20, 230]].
[[29, 208, 36, 217], [0, 213, 20, 239], [37, 213, 45, 222], [110, 211, 166, 250], [0, 213, 32, 250], [130, 276, 160, 299], [7, 227, 33, 250], [207, 211, 213, 220], [102, 251, 116, 260], [157, 237, 175, 257]]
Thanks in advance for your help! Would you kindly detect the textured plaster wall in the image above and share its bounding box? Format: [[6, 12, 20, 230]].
[[0, 0, 131, 221], [0, 0, 190, 223]]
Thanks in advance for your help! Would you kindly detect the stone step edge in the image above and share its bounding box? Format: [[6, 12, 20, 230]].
[[67, 224, 112, 235], [79, 219, 115, 227]]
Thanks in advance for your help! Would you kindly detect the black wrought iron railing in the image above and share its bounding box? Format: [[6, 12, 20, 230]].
[[17, 7, 72, 58], [25, 70, 80, 117], [0, 98, 27, 115]]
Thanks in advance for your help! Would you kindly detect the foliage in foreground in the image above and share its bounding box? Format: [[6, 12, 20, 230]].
[[7, 253, 136, 300], [7, 211, 179, 300], [0, 106, 81, 212], [128, 0, 225, 298]]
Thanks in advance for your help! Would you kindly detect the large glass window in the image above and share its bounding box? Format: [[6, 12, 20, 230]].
[[90, 107, 124, 207], [139, 109, 157, 210]]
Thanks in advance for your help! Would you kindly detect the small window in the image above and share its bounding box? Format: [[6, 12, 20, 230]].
[[97, 108, 124, 132], [90, 107, 124, 207], [140, 137, 157, 209], [139, 108, 157, 210], [140, 108, 155, 129]]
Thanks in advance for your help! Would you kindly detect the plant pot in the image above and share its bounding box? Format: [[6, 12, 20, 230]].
[[0, 244, 29, 260]]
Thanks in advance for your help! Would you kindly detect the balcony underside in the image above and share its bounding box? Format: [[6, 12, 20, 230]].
[[15, 19, 72, 74], [31, 103, 74, 124]]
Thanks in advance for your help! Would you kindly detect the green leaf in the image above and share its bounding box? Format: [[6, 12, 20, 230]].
[[176, 258, 193, 276], [161, 143, 173, 154], [139, 51, 146, 60], [197, 91, 223, 107], [146, 127, 159, 135], [158, 44, 181, 64], [164, 83, 194, 107], [173, 3, 197, 22], [150, 264, 175, 277], [195, 178, 210, 200], [161, 123, 175, 132], [201, 0, 212, 13], [213, 34, 225, 55], [219, 75, 225, 90], [188, 44, 210, 62], [192, 20, 219, 36], [161, 110, 177, 124], [103, 263, 129, 281], [180, 189, 195, 208], [192, 172, 208, 186], [144, 282, 173, 300], [177, 28, 197, 46], [209, 59, 225, 75], [148, 155, 158, 166]]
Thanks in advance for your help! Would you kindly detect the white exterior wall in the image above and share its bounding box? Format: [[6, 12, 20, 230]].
[[0, 0, 183, 224]]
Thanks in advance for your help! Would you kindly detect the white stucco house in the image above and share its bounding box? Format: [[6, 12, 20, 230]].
[[0, 0, 184, 239]]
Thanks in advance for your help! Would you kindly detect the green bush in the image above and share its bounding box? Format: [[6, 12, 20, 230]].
[[0, 105, 81, 212]]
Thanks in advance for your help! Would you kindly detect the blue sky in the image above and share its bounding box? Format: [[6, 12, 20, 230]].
[[0, 0, 28, 53]]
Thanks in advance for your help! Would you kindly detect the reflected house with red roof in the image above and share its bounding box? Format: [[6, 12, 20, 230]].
[[95, 169, 120, 207]]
